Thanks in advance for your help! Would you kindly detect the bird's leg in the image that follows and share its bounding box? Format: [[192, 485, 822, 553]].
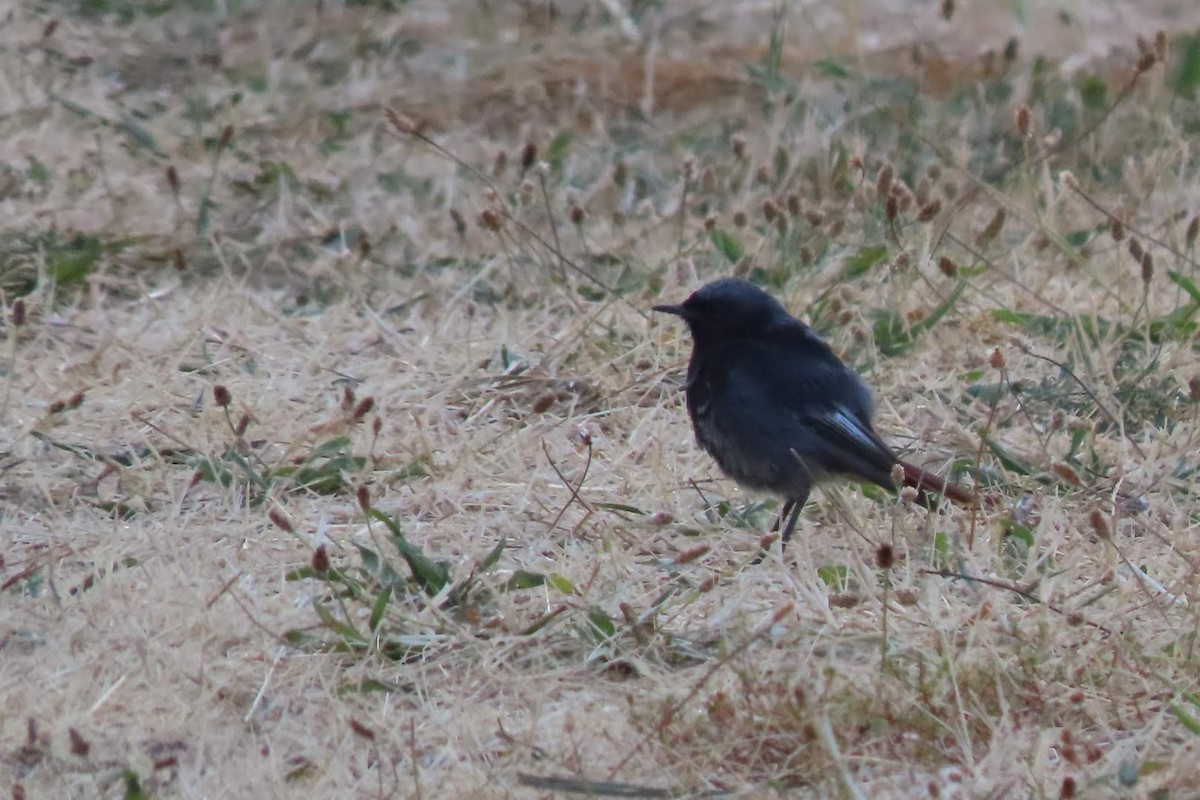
[[779, 489, 810, 548], [751, 499, 796, 565], [751, 493, 809, 564], [771, 500, 796, 534]]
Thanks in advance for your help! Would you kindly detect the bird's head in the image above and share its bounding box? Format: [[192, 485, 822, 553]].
[[653, 278, 793, 342]]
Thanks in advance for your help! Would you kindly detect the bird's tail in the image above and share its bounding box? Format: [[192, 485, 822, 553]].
[[898, 460, 990, 508]]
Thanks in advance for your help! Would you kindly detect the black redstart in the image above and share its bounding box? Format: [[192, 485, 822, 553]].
[[654, 277, 971, 546]]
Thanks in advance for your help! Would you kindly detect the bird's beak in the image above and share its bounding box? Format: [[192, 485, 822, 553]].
[[652, 303, 687, 317]]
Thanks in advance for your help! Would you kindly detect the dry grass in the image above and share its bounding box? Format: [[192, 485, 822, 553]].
[[3, 1, 1200, 797]]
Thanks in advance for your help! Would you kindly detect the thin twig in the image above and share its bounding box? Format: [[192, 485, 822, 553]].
[[1016, 345, 1147, 461], [536, 168, 568, 283], [542, 437, 595, 536], [921, 568, 1112, 635]]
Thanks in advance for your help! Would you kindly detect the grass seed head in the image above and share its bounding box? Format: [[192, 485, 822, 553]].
[[829, 592, 862, 608], [761, 199, 779, 223], [68, 729, 89, 757], [384, 107, 418, 134], [1154, 30, 1168, 61], [612, 159, 627, 186], [876, 164, 894, 201], [730, 134, 747, 160], [1016, 104, 1032, 138], [268, 508, 294, 534], [1128, 237, 1144, 262], [311, 545, 329, 574], [352, 397, 374, 422], [1004, 36, 1019, 63], [519, 140, 538, 173], [1109, 217, 1126, 241], [479, 208, 502, 232], [917, 198, 942, 222], [1051, 462, 1082, 486], [976, 207, 1007, 246], [682, 156, 696, 181]]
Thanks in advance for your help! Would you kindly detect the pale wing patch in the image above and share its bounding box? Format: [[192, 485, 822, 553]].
[[821, 408, 884, 454]]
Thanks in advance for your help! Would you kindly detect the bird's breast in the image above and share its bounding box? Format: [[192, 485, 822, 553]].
[[686, 366, 779, 490]]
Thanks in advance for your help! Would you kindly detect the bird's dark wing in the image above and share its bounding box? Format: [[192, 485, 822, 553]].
[[804, 407, 897, 487]]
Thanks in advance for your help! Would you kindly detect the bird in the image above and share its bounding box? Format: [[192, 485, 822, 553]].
[[654, 277, 972, 548]]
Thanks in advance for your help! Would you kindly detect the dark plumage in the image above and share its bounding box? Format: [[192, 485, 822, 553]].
[[654, 277, 899, 546]]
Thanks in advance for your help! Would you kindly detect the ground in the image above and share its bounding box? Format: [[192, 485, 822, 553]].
[[3, 1, 1200, 797]]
